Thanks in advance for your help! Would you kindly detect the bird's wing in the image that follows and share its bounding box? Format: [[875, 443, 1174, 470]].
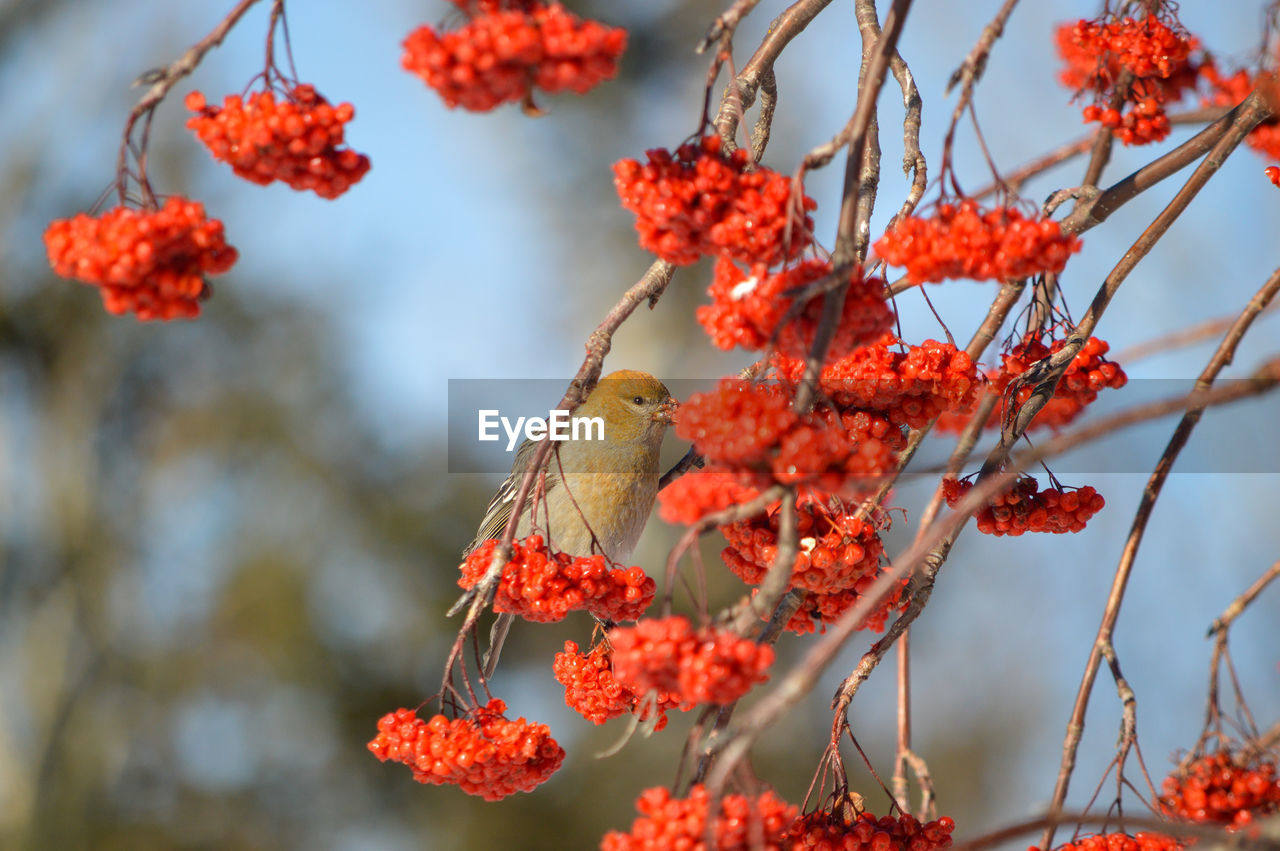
[[462, 438, 562, 556]]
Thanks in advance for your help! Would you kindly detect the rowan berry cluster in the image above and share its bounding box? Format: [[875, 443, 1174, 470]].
[[991, 334, 1128, 430], [43, 197, 238, 320], [367, 699, 565, 801], [601, 785, 797, 850], [787, 809, 956, 851], [772, 338, 984, 429], [1031, 833, 1184, 851], [401, 1, 625, 112], [608, 615, 774, 707], [185, 85, 370, 199], [458, 535, 654, 623], [943, 476, 1105, 536], [613, 135, 816, 266], [656, 467, 764, 525], [698, 258, 894, 360], [675, 379, 905, 495], [1201, 66, 1280, 160], [1056, 15, 1200, 145], [1159, 750, 1280, 827], [721, 498, 903, 635], [552, 640, 678, 729], [873, 200, 1082, 285], [721, 499, 882, 594]]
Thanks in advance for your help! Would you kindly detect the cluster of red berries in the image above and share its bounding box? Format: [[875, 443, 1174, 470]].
[[721, 499, 884, 596], [1159, 750, 1280, 827], [943, 476, 1105, 536], [773, 338, 984, 429], [675, 380, 905, 495], [458, 535, 654, 623], [367, 699, 564, 801], [1201, 66, 1280, 160], [43, 197, 237, 320], [697, 259, 894, 360], [787, 809, 956, 851], [185, 85, 371, 199], [991, 334, 1128, 431], [1031, 833, 1184, 851], [656, 467, 764, 525], [1056, 15, 1200, 145], [401, 2, 626, 111], [873, 201, 1082, 285], [613, 134, 816, 266], [721, 498, 903, 635], [552, 640, 678, 729], [601, 785, 797, 850], [608, 615, 774, 707]]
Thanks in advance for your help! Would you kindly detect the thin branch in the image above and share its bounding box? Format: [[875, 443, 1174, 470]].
[[1038, 265, 1280, 850]]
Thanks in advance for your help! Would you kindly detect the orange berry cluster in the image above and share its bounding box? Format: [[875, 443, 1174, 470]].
[[401, 2, 625, 112], [613, 135, 817, 266], [675, 380, 905, 495], [722, 499, 883, 596], [601, 785, 797, 850], [367, 699, 565, 801], [1202, 66, 1280, 160], [943, 476, 1105, 536], [185, 85, 371, 199], [1056, 15, 1200, 146], [458, 535, 654, 623], [1159, 750, 1280, 827], [873, 200, 1082, 285], [991, 334, 1128, 431], [43, 197, 237, 320], [697, 258, 894, 360], [721, 498, 904, 636], [656, 467, 764, 525], [608, 615, 774, 707], [552, 640, 678, 730], [772, 338, 984, 429], [788, 809, 956, 851], [1031, 833, 1184, 851]]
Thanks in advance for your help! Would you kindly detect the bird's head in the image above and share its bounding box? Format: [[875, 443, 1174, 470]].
[[576, 369, 676, 447]]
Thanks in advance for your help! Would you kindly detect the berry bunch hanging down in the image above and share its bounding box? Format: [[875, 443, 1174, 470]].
[[1201, 65, 1280, 160], [1030, 833, 1185, 851], [1056, 14, 1201, 145], [401, 1, 626, 112], [771, 337, 985, 429], [720, 497, 905, 635], [674, 379, 906, 497], [367, 699, 565, 800], [601, 785, 797, 850], [1159, 749, 1280, 827], [943, 476, 1105, 536], [552, 640, 679, 729], [613, 134, 817, 266], [787, 808, 956, 851], [185, 85, 371, 199], [698, 258, 894, 360], [458, 535, 654, 623], [607, 615, 774, 708], [43, 197, 238, 320], [873, 200, 1081, 285]]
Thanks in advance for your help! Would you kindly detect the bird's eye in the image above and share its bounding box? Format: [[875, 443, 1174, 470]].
[[632, 395, 645, 405]]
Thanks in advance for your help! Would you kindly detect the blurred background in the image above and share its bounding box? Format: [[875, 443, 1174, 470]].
[[1, 0, 1278, 848]]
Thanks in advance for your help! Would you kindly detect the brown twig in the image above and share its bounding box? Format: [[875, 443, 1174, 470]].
[[117, 0, 265, 205], [1113, 300, 1280, 364], [1038, 265, 1280, 850]]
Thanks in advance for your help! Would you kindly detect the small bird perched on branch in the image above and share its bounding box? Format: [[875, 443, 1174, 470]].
[[462, 369, 676, 675]]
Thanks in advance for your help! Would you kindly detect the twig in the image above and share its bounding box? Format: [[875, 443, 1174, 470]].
[[1113, 300, 1280, 364], [1038, 265, 1280, 850], [117, 0, 265, 204]]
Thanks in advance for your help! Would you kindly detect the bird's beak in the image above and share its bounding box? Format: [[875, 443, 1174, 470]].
[[653, 397, 678, 425]]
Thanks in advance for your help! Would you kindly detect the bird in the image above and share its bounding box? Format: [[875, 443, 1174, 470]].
[[461, 370, 676, 675]]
